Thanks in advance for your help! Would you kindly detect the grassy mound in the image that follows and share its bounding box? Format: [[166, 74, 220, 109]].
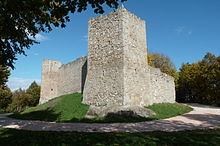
[[11, 93, 89, 122], [0, 128, 220, 145], [147, 103, 193, 120], [11, 93, 193, 123]]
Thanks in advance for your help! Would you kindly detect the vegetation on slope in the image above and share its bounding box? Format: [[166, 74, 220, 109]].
[[0, 128, 220, 146], [11, 93, 89, 122], [147, 103, 193, 120], [11, 93, 192, 123]]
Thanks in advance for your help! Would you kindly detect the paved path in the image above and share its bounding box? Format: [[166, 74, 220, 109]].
[[0, 103, 220, 132]]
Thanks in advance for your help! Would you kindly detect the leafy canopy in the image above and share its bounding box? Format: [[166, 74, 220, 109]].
[[177, 52, 220, 106], [0, 65, 10, 87], [0, 0, 126, 69]]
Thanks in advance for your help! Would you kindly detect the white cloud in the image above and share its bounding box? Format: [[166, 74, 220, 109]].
[[35, 34, 48, 41], [175, 26, 192, 35], [7, 77, 41, 91], [175, 26, 185, 33], [28, 33, 49, 41], [188, 31, 192, 35]]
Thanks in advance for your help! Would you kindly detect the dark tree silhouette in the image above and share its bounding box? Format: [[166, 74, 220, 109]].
[[0, 0, 127, 69]]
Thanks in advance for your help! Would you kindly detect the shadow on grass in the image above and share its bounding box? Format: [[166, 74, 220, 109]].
[[66, 111, 156, 123], [0, 128, 220, 145], [10, 110, 154, 123], [10, 109, 61, 122]]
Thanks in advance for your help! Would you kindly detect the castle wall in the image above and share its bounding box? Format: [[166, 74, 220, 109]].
[[39, 59, 62, 104], [57, 57, 87, 97], [148, 67, 176, 105], [40, 57, 87, 104], [83, 9, 125, 106], [121, 8, 151, 106], [40, 6, 176, 107]]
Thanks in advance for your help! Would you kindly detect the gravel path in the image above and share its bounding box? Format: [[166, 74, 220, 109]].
[[0, 103, 220, 132]]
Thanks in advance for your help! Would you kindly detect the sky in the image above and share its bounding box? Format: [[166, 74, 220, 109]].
[[7, 0, 220, 91]]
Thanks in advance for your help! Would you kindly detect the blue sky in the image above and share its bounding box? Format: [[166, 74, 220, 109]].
[[7, 0, 220, 90]]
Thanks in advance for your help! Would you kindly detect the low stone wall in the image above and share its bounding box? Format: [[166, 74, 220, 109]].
[[148, 67, 176, 105]]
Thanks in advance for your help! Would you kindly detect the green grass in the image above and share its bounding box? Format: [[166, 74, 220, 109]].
[[11, 93, 89, 122], [10, 93, 193, 123], [0, 128, 219, 146], [147, 103, 193, 120], [0, 109, 6, 114]]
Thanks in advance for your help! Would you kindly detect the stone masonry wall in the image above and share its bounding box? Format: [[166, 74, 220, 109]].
[[83, 8, 125, 106], [148, 67, 176, 105], [121, 7, 151, 106], [57, 57, 87, 97], [39, 59, 62, 104], [40, 57, 87, 104], [40, 6, 176, 107]]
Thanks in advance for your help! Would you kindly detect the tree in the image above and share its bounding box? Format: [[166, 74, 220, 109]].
[[26, 81, 41, 106], [0, 0, 127, 69], [7, 88, 31, 112], [0, 65, 10, 87], [176, 53, 220, 106], [148, 53, 179, 83], [6, 81, 41, 112], [0, 86, 12, 111]]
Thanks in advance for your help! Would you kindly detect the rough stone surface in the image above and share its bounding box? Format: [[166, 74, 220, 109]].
[[148, 67, 176, 105], [85, 105, 156, 118], [39, 6, 176, 117], [40, 59, 62, 104], [40, 57, 87, 104], [82, 7, 125, 106], [57, 57, 87, 97]]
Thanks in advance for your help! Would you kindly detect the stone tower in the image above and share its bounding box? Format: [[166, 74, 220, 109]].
[[83, 6, 150, 107], [39, 6, 176, 116], [39, 59, 62, 104]]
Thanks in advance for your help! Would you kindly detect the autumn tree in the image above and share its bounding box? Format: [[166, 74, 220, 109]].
[[0, 0, 127, 69], [7, 88, 30, 112], [176, 53, 220, 106]]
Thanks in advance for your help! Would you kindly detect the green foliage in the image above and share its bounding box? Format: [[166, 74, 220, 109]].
[[0, 86, 12, 112], [0, 128, 220, 145], [0, 65, 10, 87], [147, 53, 179, 84], [7, 81, 41, 112], [177, 52, 220, 106], [0, 0, 127, 69], [26, 81, 41, 106], [7, 88, 31, 112], [147, 103, 192, 120]]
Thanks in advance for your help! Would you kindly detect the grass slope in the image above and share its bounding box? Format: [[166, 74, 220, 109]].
[[11, 93, 89, 122], [0, 128, 219, 146], [11, 93, 193, 123], [147, 103, 193, 120]]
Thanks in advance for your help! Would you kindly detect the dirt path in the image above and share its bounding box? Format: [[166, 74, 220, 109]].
[[0, 103, 220, 132]]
